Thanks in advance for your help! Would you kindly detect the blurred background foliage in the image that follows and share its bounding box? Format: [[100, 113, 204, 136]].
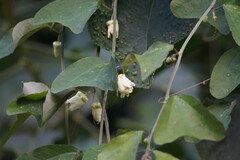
[[0, 0, 239, 160]]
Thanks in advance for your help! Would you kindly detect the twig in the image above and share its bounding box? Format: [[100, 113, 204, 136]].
[[142, 0, 217, 158], [158, 78, 211, 103], [58, 26, 70, 145], [72, 150, 83, 160]]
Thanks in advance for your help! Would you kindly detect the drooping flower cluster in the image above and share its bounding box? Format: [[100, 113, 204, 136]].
[[106, 19, 119, 39], [66, 91, 88, 111], [117, 74, 135, 98]]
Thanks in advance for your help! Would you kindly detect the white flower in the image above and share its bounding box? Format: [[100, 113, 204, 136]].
[[92, 102, 102, 124], [106, 19, 119, 39], [66, 91, 88, 111], [117, 74, 135, 98]]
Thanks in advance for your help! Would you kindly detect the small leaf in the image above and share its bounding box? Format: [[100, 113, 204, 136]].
[[0, 114, 30, 147], [33, 0, 98, 34], [170, 0, 230, 35], [154, 95, 225, 145], [51, 57, 117, 93], [153, 150, 179, 160], [82, 144, 106, 160], [210, 47, 240, 99], [16, 145, 82, 160], [223, 4, 240, 45], [98, 131, 143, 160], [0, 18, 49, 59], [208, 102, 232, 130], [122, 42, 173, 81]]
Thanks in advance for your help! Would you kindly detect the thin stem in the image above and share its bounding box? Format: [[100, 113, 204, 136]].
[[104, 95, 111, 143], [158, 78, 211, 103], [58, 26, 70, 145], [72, 150, 83, 160], [143, 0, 217, 157], [112, 0, 118, 59]]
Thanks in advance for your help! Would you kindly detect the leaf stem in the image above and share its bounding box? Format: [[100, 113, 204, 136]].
[[143, 0, 217, 157], [58, 26, 70, 145]]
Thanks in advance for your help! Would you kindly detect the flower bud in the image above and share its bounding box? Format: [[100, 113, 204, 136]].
[[106, 19, 119, 39], [203, 16, 208, 22], [52, 41, 61, 58], [92, 102, 102, 124], [213, 15, 217, 22], [66, 91, 88, 111], [117, 74, 135, 98], [166, 57, 172, 63]]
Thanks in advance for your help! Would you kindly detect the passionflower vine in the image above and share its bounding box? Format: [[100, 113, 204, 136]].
[[106, 19, 119, 38], [117, 74, 135, 98], [92, 102, 102, 124], [66, 91, 88, 111]]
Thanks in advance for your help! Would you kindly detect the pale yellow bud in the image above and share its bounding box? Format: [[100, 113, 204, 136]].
[[117, 74, 135, 98], [66, 91, 88, 111]]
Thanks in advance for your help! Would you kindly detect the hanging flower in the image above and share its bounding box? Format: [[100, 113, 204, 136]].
[[117, 74, 135, 98], [66, 91, 88, 111], [106, 19, 119, 39], [52, 41, 61, 58], [92, 102, 102, 124]]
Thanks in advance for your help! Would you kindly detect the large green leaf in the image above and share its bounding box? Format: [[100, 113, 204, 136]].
[[154, 95, 225, 145], [0, 18, 49, 59], [170, 0, 230, 35], [88, 0, 195, 88], [82, 144, 106, 160], [223, 4, 240, 46], [153, 150, 179, 160], [51, 57, 117, 93], [33, 0, 98, 34], [122, 42, 173, 81], [0, 114, 30, 147], [210, 47, 240, 99], [17, 145, 82, 160], [98, 131, 143, 160]]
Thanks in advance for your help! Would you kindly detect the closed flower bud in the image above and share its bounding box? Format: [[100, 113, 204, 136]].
[[203, 16, 208, 22], [166, 57, 172, 63], [92, 102, 102, 124], [213, 15, 217, 22], [117, 74, 135, 98], [106, 19, 119, 38], [52, 41, 61, 58], [66, 91, 88, 111]]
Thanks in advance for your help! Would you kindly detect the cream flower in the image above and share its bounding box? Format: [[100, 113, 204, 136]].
[[106, 19, 119, 38], [117, 74, 135, 98], [52, 41, 61, 58], [92, 102, 102, 124], [66, 91, 88, 111]]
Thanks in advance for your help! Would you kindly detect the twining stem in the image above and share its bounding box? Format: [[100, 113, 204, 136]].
[[143, 0, 217, 157], [112, 0, 118, 59], [58, 26, 70, 145]]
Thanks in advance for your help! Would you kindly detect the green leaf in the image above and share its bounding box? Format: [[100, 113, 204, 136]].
[[153, 150, 179, 160], [184, 102, 233, 143], [98, 131, 143, 160], [88, 0, 195, 88], [223, 4, 240, 45], [0, 114, 30, 147], [208, 102, 232, 130], [33, 0, 98, 34], [6, 82, 67, 127], [154, 95, 225, 145], [210, 47, 240, 99], [51, 57, 117, 93], [82, 144, 106, 160], [0, 18, 49, 59], [170, 0, 230, 35], [16, 145, 82, 160], [122, 42, 173, 81]]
